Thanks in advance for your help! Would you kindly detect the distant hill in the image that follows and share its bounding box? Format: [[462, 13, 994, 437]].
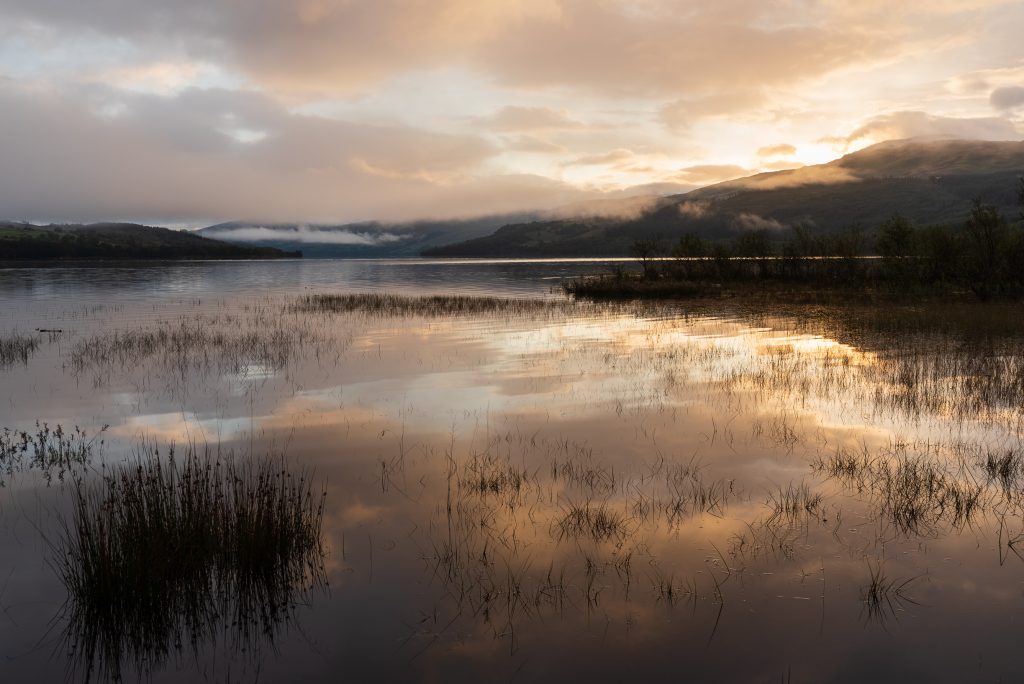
[[424, 139, 1024, 257], [0, 222, 300, 260], [197, 214, 538, 258]]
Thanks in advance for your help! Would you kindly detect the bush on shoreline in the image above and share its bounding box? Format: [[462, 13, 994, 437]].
[[567, 197, 1024, 302]]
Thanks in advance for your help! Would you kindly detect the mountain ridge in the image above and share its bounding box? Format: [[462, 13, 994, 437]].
[[424, 139, 1024, 258]]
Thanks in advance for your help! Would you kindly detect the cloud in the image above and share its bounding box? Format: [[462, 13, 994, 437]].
[[659, 90, 768, 128], [733, 213, 786, 231], [565, 148, 637, 167], [544, 195, 663, 222], [606, 181, 695, 197], [733, 165, 857, 190], [946, 65, 1024, 96], [761, 160, 804, 171], [990, 86, 1024, 110], [674, 165, 751, 185], [757, 143, 797, 157], [480, 105, 585, 132], [842, 111, 1021, 147], [479, 3, 893, 98], [0, 83, 596, 223], [0, 1, 902, 99], [678, 200, 711, 219], [3, 1, 1024, 224], [203, 226, 408, 245], [501, 135, 567, 154]]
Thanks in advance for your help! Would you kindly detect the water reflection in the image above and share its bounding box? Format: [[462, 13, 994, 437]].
[[0, 422, 105, 486], [0, 257, 640, 307], [1, 280, 1024, 681]]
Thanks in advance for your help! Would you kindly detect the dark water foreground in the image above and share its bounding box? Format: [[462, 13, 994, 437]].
[[2, 259, 1024, 682]]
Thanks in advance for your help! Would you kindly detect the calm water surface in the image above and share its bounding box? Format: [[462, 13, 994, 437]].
[[2, 259, 1023, 682]]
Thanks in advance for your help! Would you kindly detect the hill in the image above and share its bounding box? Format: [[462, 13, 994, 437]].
[[0, 222, 300, 260], [424, 139, 1024, 257], [196, 214, 537, 258]]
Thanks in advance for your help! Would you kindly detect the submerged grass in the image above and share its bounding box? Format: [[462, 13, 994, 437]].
[[556, 501, 628, 542], [56, 445, 326, 682], [860, 562, 920, 627], [982, 449, 1024, 489], [0, 422, 107, 485], [766, 481, 823, 522], [815, 444, 985, 536]]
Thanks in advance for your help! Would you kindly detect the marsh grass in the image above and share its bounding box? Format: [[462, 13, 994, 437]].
[[551, 452, 616, 494], [982, 449, 1024, 489], [293, 293, 573, 317], [0, 330, 40, 367], [0, 422, 106, 485], [812, 445, 874, 487], [556, 501, 629, 542], [70, 316, 322, 378], [815, 444, 985, 536], [28, 292, 1024, 664], [766, 482, 823, 522], [651, 571, 698, 607], [466, 460, 532, 500], [56, 445, 326, 682], [565, 275, 710, 300], [860, 562, 920, 626], [664, 476, 731, 523]]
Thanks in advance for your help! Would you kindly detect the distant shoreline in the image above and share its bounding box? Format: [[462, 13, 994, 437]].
[[0, 222, 301, 261], [564, 258, 1016, 303], [0, 256, 304, 267]]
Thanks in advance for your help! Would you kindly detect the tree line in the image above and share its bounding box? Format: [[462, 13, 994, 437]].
[[625, 180, 1024, 301]]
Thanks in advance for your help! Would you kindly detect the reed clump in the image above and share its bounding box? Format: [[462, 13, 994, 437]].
[[556, 501, 628, 542], [57, 445, 326, 682], [0, 330, 40, 367]]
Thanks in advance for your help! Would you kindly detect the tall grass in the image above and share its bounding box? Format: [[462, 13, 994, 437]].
[[0, 330, 40, 368], [56, 445, 326, 681]]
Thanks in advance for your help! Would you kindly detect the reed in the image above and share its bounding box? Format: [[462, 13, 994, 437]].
[[0, 330, 40, 367], [56, 445, 326, 681]]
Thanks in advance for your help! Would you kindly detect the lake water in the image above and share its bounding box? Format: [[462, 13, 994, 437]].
[[2, 259, 1024, 682]]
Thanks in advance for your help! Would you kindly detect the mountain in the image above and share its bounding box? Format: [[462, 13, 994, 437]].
[[0, 222, 299, 260], [424, 139, 1024, 257], [197, 213, 538, 258]]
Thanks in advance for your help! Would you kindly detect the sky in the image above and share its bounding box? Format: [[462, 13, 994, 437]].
[[1, 0, 1023, 226]]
